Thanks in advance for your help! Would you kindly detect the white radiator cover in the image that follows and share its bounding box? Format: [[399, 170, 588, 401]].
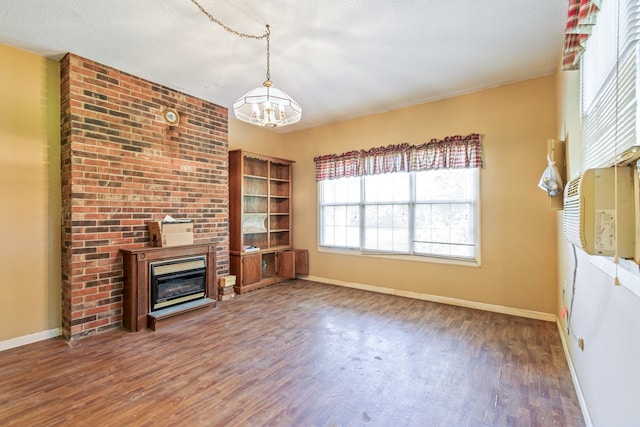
[[563, 166, 635, 257]]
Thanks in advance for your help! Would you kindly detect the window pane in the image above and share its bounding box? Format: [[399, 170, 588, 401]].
[[414, 202, 475, 258], [363, 204, 409, 251], [322, 177, 360, 204], [322, 225, 335, 246], [320, 205, 360, 248], [450, 204, 473, 243], [415, 169, 475, 201], [451, 245, 473, 258], [320, 206, 335, 246], [364, 173, 410, 202], [345, 206, 361, 247], [415, 203, 432, 249], [335, 206, 347, 226]]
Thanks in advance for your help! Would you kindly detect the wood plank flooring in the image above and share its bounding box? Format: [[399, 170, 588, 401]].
[[0, 280, 584, 427]]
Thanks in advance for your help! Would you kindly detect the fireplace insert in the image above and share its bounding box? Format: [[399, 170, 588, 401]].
[[149, 256, 207, 311]]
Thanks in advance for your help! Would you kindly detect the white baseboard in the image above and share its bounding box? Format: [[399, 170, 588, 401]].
[[0, 328, 61, 352], [305, 275, 556, 322], [556, 319, 593, 427]]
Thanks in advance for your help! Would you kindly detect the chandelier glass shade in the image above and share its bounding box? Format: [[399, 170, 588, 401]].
[[233, 80, 302, 127]]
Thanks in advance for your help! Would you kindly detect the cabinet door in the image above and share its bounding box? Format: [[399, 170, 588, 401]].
[[276, 250, 296, 279], [243, 253, 262, 285], [295, 249, 309, 275]]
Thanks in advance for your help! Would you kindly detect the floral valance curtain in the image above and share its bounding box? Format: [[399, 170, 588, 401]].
[[562, 0, 601, 71], [314, 133, 482, 181]]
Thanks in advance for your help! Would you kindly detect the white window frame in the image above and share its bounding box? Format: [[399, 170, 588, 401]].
[[318, 168, 481, 266]]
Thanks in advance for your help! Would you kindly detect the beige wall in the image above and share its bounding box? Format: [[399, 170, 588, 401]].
[[0, 44, 61, 342], [270, 76, 558, 315], [0, 43, 559, 342], [229, 119, 290, 156], [555, 67, 640, 426]]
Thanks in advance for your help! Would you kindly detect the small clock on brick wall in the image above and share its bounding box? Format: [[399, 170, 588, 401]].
[[161, 107, 180, 126]]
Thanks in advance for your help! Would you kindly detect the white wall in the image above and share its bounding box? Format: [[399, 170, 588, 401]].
[[556, 67, 640, 427]]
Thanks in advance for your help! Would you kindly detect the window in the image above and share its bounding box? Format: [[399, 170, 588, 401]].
[[319, 168, 479, 261], [580, 0, 640, 168], [315, 134, 483, 262]]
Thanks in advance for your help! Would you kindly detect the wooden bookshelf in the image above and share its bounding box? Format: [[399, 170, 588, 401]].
[[229, 150, 308, 293]]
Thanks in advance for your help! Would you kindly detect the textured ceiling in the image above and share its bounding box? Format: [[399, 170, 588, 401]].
[[0, 0, 568, 132]]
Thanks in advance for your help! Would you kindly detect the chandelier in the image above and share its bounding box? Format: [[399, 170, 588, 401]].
[[190, 0, 302, 128]]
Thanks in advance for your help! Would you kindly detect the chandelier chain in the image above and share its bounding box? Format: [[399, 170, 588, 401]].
[[265, 25, 271, 82], [189, 0, 301, 127], [189, 0, 271, 81]]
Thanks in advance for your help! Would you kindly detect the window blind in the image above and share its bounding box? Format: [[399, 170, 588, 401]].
[[582, 0, 640, 169]]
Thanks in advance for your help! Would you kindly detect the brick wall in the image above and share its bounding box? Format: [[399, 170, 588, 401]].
[[60, 53, 229, 340]]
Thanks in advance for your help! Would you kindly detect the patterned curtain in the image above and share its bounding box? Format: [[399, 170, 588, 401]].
[[562, 0, 601, 71], [314, 133, 482, 181]]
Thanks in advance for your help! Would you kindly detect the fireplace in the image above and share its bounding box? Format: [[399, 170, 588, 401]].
[[121, 244, 217, 331], [150, 256, 207, 311]]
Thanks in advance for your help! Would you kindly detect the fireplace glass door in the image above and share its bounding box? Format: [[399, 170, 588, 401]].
[[149, 256, 207, 311]]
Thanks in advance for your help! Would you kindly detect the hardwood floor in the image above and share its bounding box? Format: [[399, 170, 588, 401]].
[[0, 280, 584, 427]]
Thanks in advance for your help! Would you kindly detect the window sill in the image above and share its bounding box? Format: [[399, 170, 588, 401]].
[[317, 246, 481, 268], [590, 256, 640, 298]]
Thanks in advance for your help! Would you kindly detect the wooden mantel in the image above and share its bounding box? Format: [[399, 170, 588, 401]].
[[120, 243, 218, 331]]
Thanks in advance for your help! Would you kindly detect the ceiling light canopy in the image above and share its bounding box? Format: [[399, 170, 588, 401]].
[[190, 1, 301, 128]]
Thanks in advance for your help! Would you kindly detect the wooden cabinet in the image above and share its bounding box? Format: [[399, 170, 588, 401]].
[[229, 150, 308, 293]]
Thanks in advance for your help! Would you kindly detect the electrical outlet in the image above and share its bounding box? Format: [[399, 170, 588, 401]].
[[578, 337, 585, 351]]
